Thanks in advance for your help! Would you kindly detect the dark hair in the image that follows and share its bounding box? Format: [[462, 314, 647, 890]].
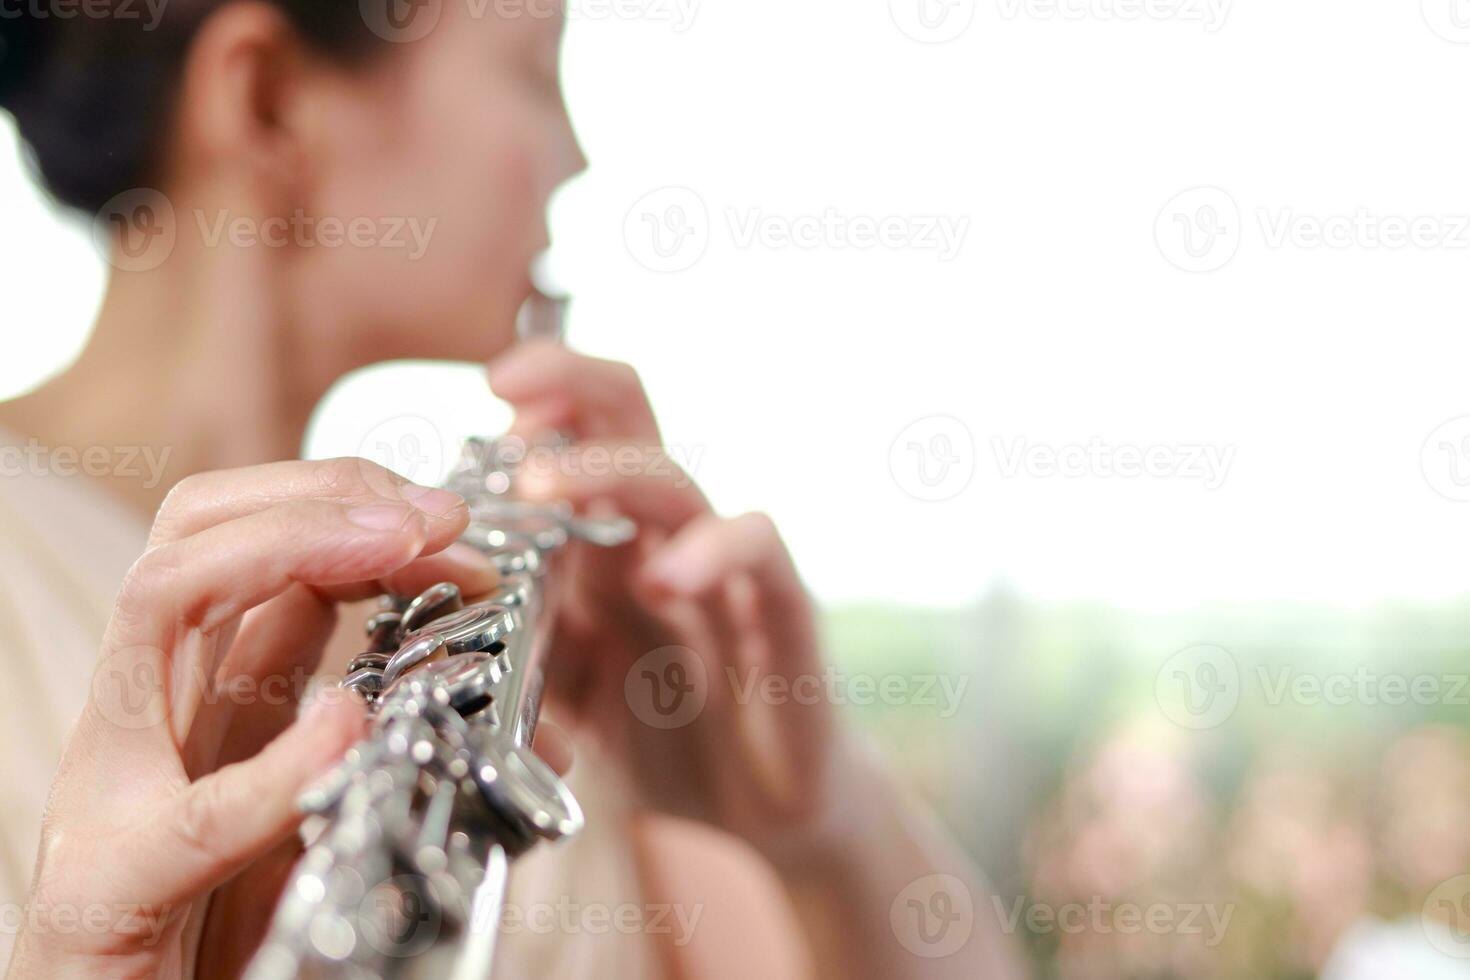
[[0, 3, 375, 214]]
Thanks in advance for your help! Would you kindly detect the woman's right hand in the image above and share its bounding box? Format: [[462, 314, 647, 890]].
[[5, 458, 501, 980]]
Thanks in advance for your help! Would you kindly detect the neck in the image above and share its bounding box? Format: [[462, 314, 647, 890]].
[[0, 228, 319, 520]]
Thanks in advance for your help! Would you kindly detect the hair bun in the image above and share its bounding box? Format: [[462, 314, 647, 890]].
[[0, 12, 55, 108]]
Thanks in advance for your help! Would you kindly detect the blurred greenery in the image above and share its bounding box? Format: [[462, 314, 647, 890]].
[[825, 590, 1470, 979]]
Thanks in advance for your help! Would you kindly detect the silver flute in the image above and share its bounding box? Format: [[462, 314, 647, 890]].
[[245, 293, 634, 980]]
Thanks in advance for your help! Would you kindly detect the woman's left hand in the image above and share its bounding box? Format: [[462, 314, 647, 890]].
[[488, 341, 842, 856]]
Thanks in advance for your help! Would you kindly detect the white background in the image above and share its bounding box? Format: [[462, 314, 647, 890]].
[[4, 0, 1470, 610]]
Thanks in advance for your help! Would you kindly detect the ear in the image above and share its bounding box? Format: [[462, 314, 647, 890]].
[[171, 2, 317, 199]]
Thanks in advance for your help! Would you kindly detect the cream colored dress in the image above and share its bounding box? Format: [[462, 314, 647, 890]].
[[0, 430, 663, 978]]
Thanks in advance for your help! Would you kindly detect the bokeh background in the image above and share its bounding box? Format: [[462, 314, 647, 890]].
[[6, 1, 1470, 975]]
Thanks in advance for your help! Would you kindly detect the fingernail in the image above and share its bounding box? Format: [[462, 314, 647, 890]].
[[348, 505, 418, 532], [400, 484, 467, 518]]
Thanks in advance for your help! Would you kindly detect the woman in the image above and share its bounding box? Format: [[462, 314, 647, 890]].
[[0, 3, 1022, 978]]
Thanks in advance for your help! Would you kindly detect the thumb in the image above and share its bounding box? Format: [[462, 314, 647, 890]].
[[138, 694, 367, 907]]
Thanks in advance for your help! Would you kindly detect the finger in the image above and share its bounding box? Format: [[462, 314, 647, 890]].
[[202, 584, 341, 773], [198, 539, 501, 776], [640, 515, 830, 817], [149, 457, 469, 548], [135, 696, 366, 908], [113, 501, 439, 652], [532, 719, 575, 778], [487, 340, 662, 441], [215, 541, 501, 728], [375, 542, 502, 601], [516, 442, 709, 533], [100, 501, 441, 749], [637, 512, 820, 667]]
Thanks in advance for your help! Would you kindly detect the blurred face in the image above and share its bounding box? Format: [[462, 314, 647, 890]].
[[282, 1, 584, 382]]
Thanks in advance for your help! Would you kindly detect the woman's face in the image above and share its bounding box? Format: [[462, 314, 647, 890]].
[[281, 1, 583, 381]]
